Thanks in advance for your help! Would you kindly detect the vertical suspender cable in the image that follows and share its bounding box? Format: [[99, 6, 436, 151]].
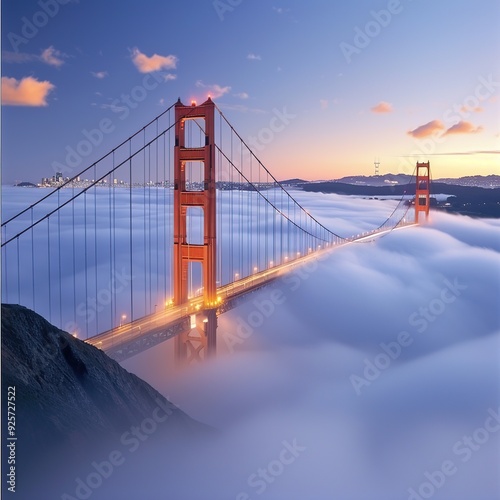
[[109, 164, 113, 331], [129, 140, 133, 322], [94, 165, 98, 333], [84, 191, 88, 338], [31, 208, 35, 310], [143, 130, 147, 315], [47, 218, 52, 323], [58, 188, 62, 327], [16, 238, 20, 305], [72, 185, 77, 331]]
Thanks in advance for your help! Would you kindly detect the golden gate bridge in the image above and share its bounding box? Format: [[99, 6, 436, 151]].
[[1, 98, 430, 364]]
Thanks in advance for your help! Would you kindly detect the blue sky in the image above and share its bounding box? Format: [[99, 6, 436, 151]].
[[1, 0, 499, 184]]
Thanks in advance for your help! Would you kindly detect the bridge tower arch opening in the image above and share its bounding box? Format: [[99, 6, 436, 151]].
[[173, 98, 217, 363], [415, 161, 431, 223]]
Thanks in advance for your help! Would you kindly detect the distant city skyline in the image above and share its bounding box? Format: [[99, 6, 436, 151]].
[[1, 0, 499, 185]]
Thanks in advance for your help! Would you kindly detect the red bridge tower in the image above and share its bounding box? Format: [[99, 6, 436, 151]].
[[173, 98, 217, 363], [415, 162, 431, 223]]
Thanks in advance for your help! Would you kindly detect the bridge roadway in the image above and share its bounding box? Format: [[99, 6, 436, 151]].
[[85, 223, 414, 361]]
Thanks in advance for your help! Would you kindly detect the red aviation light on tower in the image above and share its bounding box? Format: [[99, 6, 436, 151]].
[[191, 99, 197, 107]]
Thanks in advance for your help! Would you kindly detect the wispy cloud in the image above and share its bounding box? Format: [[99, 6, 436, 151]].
[[2, 51, 37, 63], [100, 102, 127, 113], [234, 92, 249, 99], [91, 71, 108, 79], [247, 53, 262, 61], [399, 150, 499, 157], [1, 76, 55, 106], [217, 103, 266, 114], [371, 101, 392, 114], [195, 80, 231, 99], [130, 47, 178, 73], [440, 150, 494, 156], [2, 46, 67, 67], [40, 46, 66, 67], [407, 120, 445, 138], [443, 120, 483, 136], [461, 105, 484, 113]]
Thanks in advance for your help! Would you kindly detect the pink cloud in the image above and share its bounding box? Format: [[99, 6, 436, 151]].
[[407, 120, 445, 138], [1, 76, 55, 106], [444, 121, 483, 136], [195, 80, 231, 99], [131, 48, 178, 73], [461, 105, 484, 114], [371, 101, 392, 113]]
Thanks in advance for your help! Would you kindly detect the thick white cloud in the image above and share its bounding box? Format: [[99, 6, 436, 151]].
[[3, 188, 498, 498], [119, 197, 500, 500]]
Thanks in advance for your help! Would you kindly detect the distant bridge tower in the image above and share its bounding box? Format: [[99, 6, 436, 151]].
[[374, 158, 380, 175], [415, 161, 431, 223], [173, 98, 217, 363]]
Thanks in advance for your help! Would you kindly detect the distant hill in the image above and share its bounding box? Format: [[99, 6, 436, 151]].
[[13, 182, 37, 187], [319, 173, 500, 189], [300, 182, 500, 217], [334, 174, 413, 186], [280, 178, 308, 186], [434, 174, 500, 188]]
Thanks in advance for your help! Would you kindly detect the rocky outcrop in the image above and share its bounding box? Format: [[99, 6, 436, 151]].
[[1, 304, 206, 498]]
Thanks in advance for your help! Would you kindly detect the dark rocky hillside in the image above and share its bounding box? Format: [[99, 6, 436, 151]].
[[1, 304, 207, 498]]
